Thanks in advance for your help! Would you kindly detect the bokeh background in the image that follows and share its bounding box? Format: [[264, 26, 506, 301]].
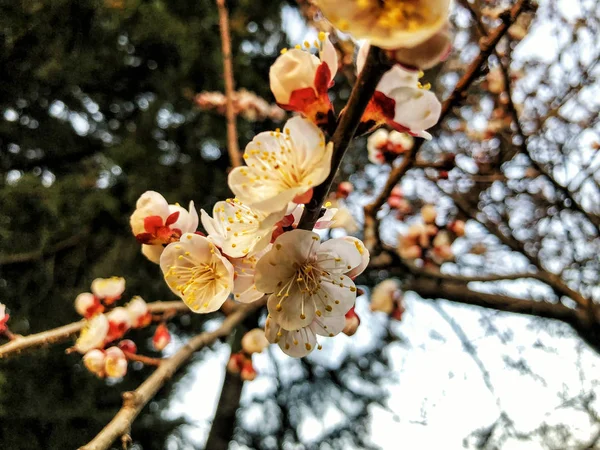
[[1, 0, 600, 449]]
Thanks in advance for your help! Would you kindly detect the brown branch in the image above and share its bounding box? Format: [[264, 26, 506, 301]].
[[0, 301, 189, 359], [123, 351, 162, 367], [79, 300, 265, 450], [216, 0, 242, 168], [298, 46, 392, 230]]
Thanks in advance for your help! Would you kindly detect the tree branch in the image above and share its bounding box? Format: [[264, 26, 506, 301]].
[[79, 299, 265, 450], [297, 46, 392, 230], [216, 0, 242, 168], [0, 231, 88, 266], [0, 301, 189, 359]]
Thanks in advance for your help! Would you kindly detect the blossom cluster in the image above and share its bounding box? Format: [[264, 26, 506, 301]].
[[398, 205, 465, 267], [126, 1, 454, 359], [73, 277, 169, 379]]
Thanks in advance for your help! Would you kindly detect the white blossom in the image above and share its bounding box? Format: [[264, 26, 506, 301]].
[[228, 117, 333, 214], [90, 277, 126, 303], [255, 229, 363, 331], [75, 314, 109, 354], [160, 233, 234, 313], [201, 198, 284, 258]]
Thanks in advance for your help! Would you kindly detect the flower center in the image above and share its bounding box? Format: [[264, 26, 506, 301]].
[[358, 0, 431, 31]]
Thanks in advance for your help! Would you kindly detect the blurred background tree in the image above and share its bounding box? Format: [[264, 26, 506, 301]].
[[1, 0, 600, 449]]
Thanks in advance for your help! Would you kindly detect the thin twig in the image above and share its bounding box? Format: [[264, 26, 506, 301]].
[[0, 301, 189, 359], [297, 46, 392, 230], [216, 0, 242, 168], [79, 300, 265, 450], [123, 351, 163, 367]]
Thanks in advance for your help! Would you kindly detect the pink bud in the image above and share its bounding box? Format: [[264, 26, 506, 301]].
[[83, 349, 106, 377], [449, 220, 466, 237], [336, 181, 354, 199], [387, 196, 405, 209], [343, 307, 361, 336], [118, 339, 137, 354], [390, 185, 404, 199], [399, 245, 422, 260], [227, 353, 245, 374], [104, 346, 128, 378], [75, 293, 104, 318], [153, 324, 171, 351], [106, 307, 132, 343], [240, 361, 257, 381]]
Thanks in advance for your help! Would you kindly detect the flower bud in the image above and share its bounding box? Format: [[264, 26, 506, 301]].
[[75, 314, 109, 354], [421, 204, 437, 224], [75, 293, 104, 318], [126, 296, 151, 328], [83, 349, 106, 377], [336, 181, 354, 199], [343, 307, 360, 336], [240, 360, 257, 381], [449, 220, 465, 237], [0, 303, 9, 333], [106, 307, 132, 343], [398, 244, 422, 260], [241, 328, 270, 355], [104, 346, 128, 379], [227, 353, 245, 374], [153, 324, 171, 351], [388, 196, 405, 209], [370, 279, 401, 315], [390, 185, 404, 199], [91, 277, 126, 305], [118, 339, 137, 354]]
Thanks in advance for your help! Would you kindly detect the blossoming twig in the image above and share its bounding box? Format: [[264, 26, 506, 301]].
[[363, 0, 531, 248], [216, 0, 242, 168], [0, 301, 188, 359], [297, 45, 393, 230], [79, 299, 265, 450]]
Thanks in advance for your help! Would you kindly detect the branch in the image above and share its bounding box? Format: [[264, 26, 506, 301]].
[[298, 46, 392, 230], [0, 301, 189, 359], [79, 300, 265, 450], [216, 0, 242, 168]]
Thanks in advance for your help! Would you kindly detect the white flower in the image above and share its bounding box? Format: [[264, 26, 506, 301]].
[[255, 229, 363, 331], [317, 0, 450, 50], [367, 128, 414, 164], [358, 45, 442, 140], [231, 246, 270, 304], [160, 233, 234, 313], [289, 203, 338, 230], [0, 303, 6, 322], [130, 191, 198, 249], [0, 303, 8, 331], [75, 314, 109, 354], [104, 346, 128, 378], [270, 32, 337, 125], [201, 198, 284, 258], [126, 296, 150, 328], [264, 313, 345, 357], [83, 349, 106, 377], [241, 328, 270, 354], [228, 117, 333, 214], [91, 277, 126, 303], [141, 244, 164, 264]]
